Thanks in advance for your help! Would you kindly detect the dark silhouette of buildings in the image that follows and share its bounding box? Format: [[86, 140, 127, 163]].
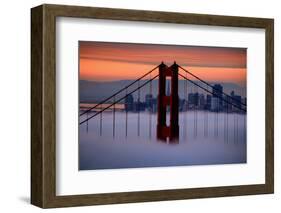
[[123, 83, 245, 114], [133, 101, 146, 112], [230, 91, 242, 112], [145, 94, 153, 111], [125, 94, 134, 111], [188, 92, 199, 108], [213, 84, 223, 98], [212, 84, 223, 111], [206, 94, 212, 110]]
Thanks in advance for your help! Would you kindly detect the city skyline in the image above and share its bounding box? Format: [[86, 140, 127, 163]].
[[79, 42, 247, 170], [80, 82, 246, 114], [123, 83, 246, 113], [79, 78, 246, 103]]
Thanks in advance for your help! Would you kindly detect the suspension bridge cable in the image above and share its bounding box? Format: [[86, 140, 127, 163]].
[[244, 112, 246, 143], [191, 83, 195, 137], [125, 88, 128, 138], [86, 111, 88, 133], [178, 73, 246, 112], [80, 74, 159, 125], [236, 111, 239, 142], [100, 104, 102, 136], [194, 83, 198, 138], [113, 96, 115, 138], [224, 95, 227, 141], [233, 112, 236, 144], [226, 100, 229, 143], [205, 104, 208, 137], [215, 96, 218, 137], [183, 72, 187, 139], [80, 65, 159, 116], [137, 80, 140, 137], [204, 83, 208, 137], [149, 71, 152, 139], [179, 66, 247, 107], [204, 82, 208, 137]]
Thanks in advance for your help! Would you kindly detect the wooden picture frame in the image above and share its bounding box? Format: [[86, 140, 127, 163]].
[[31, 4, 274, 208]]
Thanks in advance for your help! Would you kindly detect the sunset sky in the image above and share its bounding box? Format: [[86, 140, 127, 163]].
[[79, 41, 247, 85]]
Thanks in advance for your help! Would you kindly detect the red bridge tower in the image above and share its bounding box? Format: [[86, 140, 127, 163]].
[[157, 62, 179, 143]]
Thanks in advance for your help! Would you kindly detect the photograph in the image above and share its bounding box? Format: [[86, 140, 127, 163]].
[[30, 4, 274, 208], [78, 41, 247, 170]]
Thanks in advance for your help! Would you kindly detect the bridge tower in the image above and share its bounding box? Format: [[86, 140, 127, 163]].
[[157, 62, 179, 142]]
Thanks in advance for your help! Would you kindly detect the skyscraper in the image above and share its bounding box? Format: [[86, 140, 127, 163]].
[[125, 94, 134, 111], [206, 94, 212, 110], [211, 97, 220, 111], [213, 84, 223, 111], [213, 84, 223, 98], [199, 94, 205, 109], [231, 91, 242, 112], [145, 94, 153, 111]]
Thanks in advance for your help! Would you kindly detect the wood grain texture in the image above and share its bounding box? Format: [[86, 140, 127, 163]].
[[31, 5, 43, 207], [265, 20, 274, 193], [31, 4, 274, 208]]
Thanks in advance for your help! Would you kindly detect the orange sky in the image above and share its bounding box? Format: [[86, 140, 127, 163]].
[[79, 41, 247, 85]]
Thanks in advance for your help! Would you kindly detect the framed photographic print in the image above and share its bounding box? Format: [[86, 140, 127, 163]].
[[31, 4, 274, 208]]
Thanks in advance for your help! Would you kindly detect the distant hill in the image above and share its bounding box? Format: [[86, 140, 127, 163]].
[[80, 79, 246, 103]]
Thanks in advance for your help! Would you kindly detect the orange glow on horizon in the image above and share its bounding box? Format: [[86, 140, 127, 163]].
[[79, 41, 246, 85]]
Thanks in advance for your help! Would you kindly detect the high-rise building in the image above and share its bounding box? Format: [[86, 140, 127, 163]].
[[188, 93, 199, 109], [223, 95, 232, 112], [124, 94, 134, 111], [212, 84, 223, 111], [198, 94, 205, 109], [145, 94, 153, 112], [242, 97, 247, 112], [211, 97, 220, 111], [229, 91, 243, 112], [133, 101, 146, 112], [179, 98, 186, 112], [206, 94, 212, 110], [188, 93, 194, 106], [151, 98, 157, 113], [233, 95, 242, 112], [213, 84, 223, 98]]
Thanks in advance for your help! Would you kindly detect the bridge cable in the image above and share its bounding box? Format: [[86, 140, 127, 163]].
[[179, 66, 246, 107], [178, 73, 246, 113], [100, 104, 102, 136], [204, 83, 208, 137], [113, 96, 115, 138], [86, 111, 88, 133], [234, 111, 236, 144], [137, 80, 140, 137], [149, 71, 152, 139], [125, 88, 128, 138], [224, 94, 227, 142], [80, 65, 159, 116], [80, 74, 159, 125], [226, 97, 229, 143], [190, 83, 193, 137], [179, 72, 247, 141], [195, 82, 198, 138], [183, 71, 187, 139], [215, 94, 218, 137], [244, 110, 246, 144]]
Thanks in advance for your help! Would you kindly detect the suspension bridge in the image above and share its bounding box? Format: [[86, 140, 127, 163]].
[[79, 62, 246, 144]]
